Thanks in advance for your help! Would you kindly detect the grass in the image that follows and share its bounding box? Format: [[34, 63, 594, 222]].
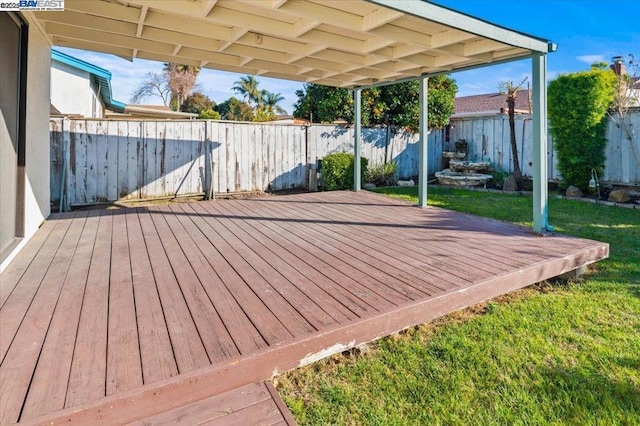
[[276, 186, 640, 425]]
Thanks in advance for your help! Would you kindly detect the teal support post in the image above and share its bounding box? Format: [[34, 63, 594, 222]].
[[354, 88, 362, 191], [532, 53, 549, 234], [418, 75, 429, 207]]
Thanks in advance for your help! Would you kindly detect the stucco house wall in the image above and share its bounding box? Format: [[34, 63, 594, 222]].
[[51, 58, 103, 117], [1, 13, 51, 272]]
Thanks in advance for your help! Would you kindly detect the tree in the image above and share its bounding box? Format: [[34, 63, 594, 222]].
[[498, 77, 528, 190], [163, 63, 200, 111], [292, 75, 457, 131], [262, 90, 287, 115], [130, 72, 171, 105], [293, 84, 354, 123], [608, 54, 639, 169], [217, 97, 254, 121], [130, 63, 200, 111], [232, 75, 261, 108], [181, 92, 220, 119], [253, 90, 287, 122], [181, 92, 215, 115], [548, 65, 616, 191]]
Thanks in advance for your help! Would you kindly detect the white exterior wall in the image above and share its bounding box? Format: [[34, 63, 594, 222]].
[[1, 14, 52, 272], [50, 59, 101, 117]]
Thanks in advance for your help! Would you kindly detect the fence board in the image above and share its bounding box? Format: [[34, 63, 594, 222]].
[[50, 119, 63, 205]]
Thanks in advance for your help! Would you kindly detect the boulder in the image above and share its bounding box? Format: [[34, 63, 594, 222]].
[[566, 185, 583, 197], [608, 189, 630, 203], [397, 179, 415, 186], [363, 182, 376, 190], [502, 175, 518, 192]]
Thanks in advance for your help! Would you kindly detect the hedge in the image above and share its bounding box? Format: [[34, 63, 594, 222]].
[[321, 153, 368, 191]]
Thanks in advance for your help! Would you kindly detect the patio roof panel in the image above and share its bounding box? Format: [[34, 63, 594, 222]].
[[33, 0, 554, 89]]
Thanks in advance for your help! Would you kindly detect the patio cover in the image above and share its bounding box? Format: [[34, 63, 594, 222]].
[[34, 0, 553, 87], [32, 0, 555, 232]]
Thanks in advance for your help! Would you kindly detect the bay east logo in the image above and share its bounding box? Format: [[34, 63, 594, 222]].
[[0, 0, 64, 11]]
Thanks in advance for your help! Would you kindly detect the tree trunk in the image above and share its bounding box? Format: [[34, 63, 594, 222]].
[[507, 96, 523, 190]]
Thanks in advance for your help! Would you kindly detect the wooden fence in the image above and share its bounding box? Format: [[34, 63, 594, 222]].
[[449, 109, 640, 184], [50, 118, 443, 207], [50, 110, 638, 207]]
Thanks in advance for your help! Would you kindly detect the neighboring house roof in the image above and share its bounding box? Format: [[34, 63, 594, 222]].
[[51, 49, 126, 113], [105, 104, 197, 119], [454, 90, 532, 117], [266, 115, 308, 125]]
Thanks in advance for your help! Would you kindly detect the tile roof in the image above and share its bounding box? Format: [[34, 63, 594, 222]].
[[454, 89, 532, 115]]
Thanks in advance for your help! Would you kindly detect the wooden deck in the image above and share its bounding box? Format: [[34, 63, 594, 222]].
[[0, 191, 608, 425]]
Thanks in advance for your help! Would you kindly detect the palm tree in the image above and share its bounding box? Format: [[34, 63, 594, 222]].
[[232, 75, 261, 108], [498, 77, 528, 190], [262, 90, 287, 115]]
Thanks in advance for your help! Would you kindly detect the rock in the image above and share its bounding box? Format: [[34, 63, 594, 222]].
[[608, 189, 630, 203], [397, 179, 415, 186], [363, 182, 376, 190], [565, 185, 583, 197], [502, 175, 518, 192]]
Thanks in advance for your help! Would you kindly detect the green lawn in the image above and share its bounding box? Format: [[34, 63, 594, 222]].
[[276, 186, 640, 425]]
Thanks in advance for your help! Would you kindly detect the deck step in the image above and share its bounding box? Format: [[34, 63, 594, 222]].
[[129, 381, 295, 426]]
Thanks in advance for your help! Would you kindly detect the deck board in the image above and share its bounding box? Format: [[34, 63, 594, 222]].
[[164, 204, 267, 354], [0, 211, 88, 424], [127, 208, 178, 384], [21, 210, 100, 420], [0, 214, 61, 308], [0, 191, 608, 425], [151, 206, 239, 364], [65, 210, 112, 407], [128, 381, 293, 426], [106, 209, 143, 396], [139, 208, 211, 372]]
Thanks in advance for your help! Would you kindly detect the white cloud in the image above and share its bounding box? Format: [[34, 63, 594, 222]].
[[576, 54, 605, 64]]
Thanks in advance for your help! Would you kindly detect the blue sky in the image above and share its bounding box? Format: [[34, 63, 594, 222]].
[[57, 0, 639, 114]]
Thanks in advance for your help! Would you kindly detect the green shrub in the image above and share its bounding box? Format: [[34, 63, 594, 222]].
[[548, 66, 616, 190], [321, 153, 368, 191], [198, 109, 221, 120], [491, 167, 509, 188], [366, 161, 398, 186]]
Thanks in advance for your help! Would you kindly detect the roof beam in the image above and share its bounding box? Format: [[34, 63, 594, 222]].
[[200, 0, 218, 18], [53, 36, 134, 59], [65, 0, 140, 22], [143, 10, 232, 41], [277, 0, 362, 30], [135, 5, 148, 37], [362, 8, 403, 31], [46, 22, 176, 55], [36, 10, 137, 36], [235, 32, 310, 56], [369, 24, 431, 49], [298, 29, 364, 54], [292, 18, 319, 37], [430, 29, 478, 49], [366, 0, 551, 52]]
